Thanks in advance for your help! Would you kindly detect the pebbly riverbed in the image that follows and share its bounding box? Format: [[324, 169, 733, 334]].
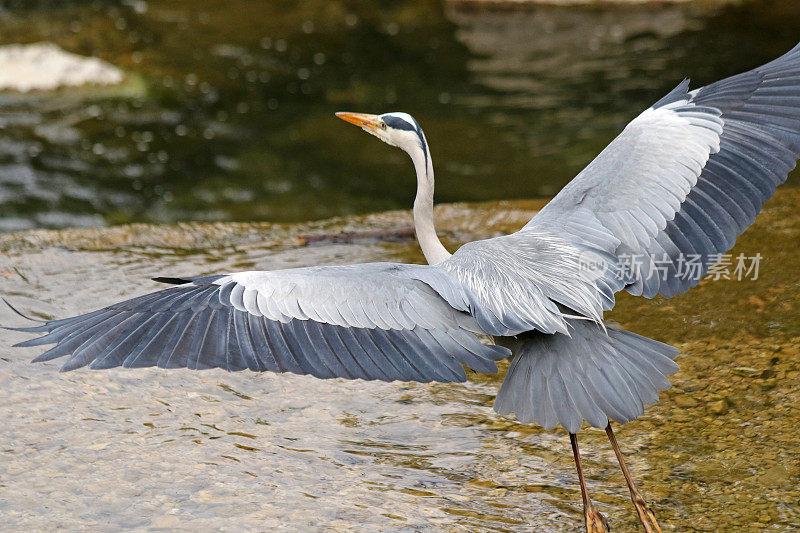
[[1, 188, 798, 531]]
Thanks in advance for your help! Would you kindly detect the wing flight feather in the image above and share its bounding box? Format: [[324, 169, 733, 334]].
[[12, 264, 510, 380]]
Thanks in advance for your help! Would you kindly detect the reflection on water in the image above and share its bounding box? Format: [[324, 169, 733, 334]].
[[1, 189, 799, 531], [0, 0, 798, 231]]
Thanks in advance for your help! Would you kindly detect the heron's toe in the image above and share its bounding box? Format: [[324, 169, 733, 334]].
[[633, 499, 662, 533], [585, 505, 610, 533]]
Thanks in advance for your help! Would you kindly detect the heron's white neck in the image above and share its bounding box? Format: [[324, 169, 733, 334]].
[[409, 143, 451, 265]]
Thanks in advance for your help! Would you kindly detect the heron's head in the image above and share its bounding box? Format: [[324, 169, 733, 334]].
[[336, 111, 426, 155]]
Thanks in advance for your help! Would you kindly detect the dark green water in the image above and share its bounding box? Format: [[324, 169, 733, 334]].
[[0, 0, 798, 231]]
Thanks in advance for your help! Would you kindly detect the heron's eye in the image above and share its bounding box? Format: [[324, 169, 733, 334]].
[[380, 122, 387, 130]]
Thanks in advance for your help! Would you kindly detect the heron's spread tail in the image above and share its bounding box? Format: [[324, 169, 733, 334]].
[[493, 322, 679, 433]]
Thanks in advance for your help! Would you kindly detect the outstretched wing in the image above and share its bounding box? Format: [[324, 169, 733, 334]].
[[529, 42, 800, 299], [438, 43, 800, 336], [11, 263, 509, 381]]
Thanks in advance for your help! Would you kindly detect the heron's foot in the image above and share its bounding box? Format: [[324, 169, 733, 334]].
[[584, 502, 610, 533], [632, 496, 661, 533]]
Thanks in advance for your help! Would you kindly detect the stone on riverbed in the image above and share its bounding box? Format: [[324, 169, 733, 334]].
[[0, 42, 124, 92]]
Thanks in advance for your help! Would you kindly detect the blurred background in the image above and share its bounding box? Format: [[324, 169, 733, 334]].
[[0, 0, 798, 232]]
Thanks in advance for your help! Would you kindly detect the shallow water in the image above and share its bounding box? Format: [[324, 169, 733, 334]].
[[2, 188, 799, 531], [0, 0, 799, 231]]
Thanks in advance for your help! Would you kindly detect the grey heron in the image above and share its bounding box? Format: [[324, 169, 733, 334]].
[[8, 43, 800, 532]]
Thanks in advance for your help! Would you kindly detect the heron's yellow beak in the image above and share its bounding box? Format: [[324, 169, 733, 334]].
[[335, 112, 383, 132]]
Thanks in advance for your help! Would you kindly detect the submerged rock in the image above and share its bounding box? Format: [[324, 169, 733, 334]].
[[0, 42, 124, 92]]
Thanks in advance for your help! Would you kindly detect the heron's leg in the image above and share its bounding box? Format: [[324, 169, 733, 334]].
[[605, 424, 662, 533], [570, 433, 610, 533]]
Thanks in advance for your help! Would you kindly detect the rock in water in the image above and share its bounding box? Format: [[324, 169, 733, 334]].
[[0, 42, 124, 92]]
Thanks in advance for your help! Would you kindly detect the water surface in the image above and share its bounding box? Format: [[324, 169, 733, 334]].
[[1, 189, 798, 531], [0, 0, 799, 230]]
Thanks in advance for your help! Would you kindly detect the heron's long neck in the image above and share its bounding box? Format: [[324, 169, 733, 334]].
[[410, 145, 451, 265]]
